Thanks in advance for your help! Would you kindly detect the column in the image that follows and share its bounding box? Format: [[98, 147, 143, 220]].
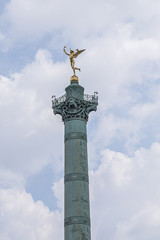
[[64, 119, 91, 240]]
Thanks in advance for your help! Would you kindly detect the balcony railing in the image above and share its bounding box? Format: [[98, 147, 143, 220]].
[[52, 92, 98, 107], [52, 94, 66, 107], [84, 93, 98, 104]]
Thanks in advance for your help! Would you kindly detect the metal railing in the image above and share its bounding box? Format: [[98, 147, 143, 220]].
[[52, 94, 66, 107], [84, 93, 98, 103], [52, 92, 98, 107]]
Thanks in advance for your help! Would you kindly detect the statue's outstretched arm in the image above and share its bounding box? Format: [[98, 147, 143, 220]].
[[63, 46, 70, 56]]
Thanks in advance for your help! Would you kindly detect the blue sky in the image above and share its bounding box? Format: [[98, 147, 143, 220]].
[[0, 0, 160, 239]]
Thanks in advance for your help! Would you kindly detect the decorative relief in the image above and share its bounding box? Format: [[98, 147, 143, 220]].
[[67, 121, 73, 131], [65, 132, 87, 142], [72, 193, 89, 217], [72, 194, 88, 205], [72, 194, 88, 204], [80, 141, 86, 157], [65, 173, 89, 183], [65, 216, 90, 226], [69, 88, 73, 96], [53, 96, 98, 122], [80, 141, 87, 172], [71, 225, 89, 240]]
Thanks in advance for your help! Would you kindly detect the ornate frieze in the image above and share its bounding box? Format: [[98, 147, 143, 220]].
[[65, 173, 89, 183], [65, 132, 87, 142], [65, 216, 90, 226], [52, 96, 98, 122]]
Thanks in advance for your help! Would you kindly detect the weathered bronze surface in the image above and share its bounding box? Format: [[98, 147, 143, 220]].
[[52, 49, 98, 240]]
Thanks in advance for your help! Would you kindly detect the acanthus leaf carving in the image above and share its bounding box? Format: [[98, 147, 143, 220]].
[[53, 97, 97, 122]]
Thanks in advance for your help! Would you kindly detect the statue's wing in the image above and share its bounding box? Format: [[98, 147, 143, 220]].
[[73, 49, 86, 58]]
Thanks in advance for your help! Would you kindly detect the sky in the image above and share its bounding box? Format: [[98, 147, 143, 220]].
[[0, 0, 160, 239]]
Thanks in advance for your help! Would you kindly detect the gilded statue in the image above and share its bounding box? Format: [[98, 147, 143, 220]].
[[63, 46, 85, 75]]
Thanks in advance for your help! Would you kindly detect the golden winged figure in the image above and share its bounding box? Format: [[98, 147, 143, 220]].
[[63, 46, 85, 75]]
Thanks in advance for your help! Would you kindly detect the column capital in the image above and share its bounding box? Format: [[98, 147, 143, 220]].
[[52, 82, 98, 122]]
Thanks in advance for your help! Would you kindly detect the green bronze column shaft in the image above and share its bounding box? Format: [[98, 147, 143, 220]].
[[64, 119, 90, 239], [52, 78, 98, 240]]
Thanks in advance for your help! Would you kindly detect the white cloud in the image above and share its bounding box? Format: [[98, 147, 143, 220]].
[[0, 49, 67, 180], [1, 0, 160, 45], [0, 0, 160, 239], [0, 33, 10, 52], [0, 188, 63, 240], [115, 203, 160, 240], [52, 177, 64, 211], [89, 142, 160, 240], [1, 0, 116, 40], [0, 168, 25, 189], [85, 34, 160, 151], [1, 142, 160, 240], [0, 43, 160, 239]]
